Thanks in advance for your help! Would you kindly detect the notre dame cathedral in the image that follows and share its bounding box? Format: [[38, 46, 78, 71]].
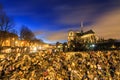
[[67, 23, 98, 51]]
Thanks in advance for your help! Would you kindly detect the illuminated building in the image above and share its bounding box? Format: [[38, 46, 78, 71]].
[[68, 22, 98, 50], [0, 31, 18, 47]]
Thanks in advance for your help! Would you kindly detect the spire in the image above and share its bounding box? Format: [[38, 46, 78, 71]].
[[80, 21, 83, 33], [81, 21, 83, 28]]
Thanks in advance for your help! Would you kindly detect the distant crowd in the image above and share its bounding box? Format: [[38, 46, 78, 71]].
[[0, 50, 120, 80]]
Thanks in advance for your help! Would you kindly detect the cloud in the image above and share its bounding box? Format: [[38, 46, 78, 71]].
[[41, 8, 120, 43], [54, 5, 96, 25], [45, 8, 120, 43], [33, 30, 44, 36], [46, 30, 67, 42], [54, 0, 120, 26], [34, 29, 68, 43], [93, 8, 120, 39], [44, 26, 82, 42]]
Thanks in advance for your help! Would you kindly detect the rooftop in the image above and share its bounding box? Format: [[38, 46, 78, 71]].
[[76, 29, 95, 36]]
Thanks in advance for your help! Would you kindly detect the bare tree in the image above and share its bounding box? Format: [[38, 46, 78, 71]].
[[20, 25, 35, 41], [10, 29, 18, 35], [0, 4, 14, 31], [0, 4, 15, 47]]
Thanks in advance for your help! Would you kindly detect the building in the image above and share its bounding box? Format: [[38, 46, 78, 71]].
[[0, 31, 19, 53], [0, 31, 18, 47], [68, 23, 98, 51]]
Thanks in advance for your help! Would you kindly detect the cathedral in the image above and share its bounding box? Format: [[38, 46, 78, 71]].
[[67, 23, 98, 50], [68, 29, 97, 43]]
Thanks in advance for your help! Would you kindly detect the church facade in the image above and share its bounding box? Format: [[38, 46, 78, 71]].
[[68, 29, 98, 51]]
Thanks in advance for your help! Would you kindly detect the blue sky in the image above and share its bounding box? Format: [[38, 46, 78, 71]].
[[0, 0, 120, 43]]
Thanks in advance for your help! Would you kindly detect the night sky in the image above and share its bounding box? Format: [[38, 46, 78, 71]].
[[0, 0, 120, 43]]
